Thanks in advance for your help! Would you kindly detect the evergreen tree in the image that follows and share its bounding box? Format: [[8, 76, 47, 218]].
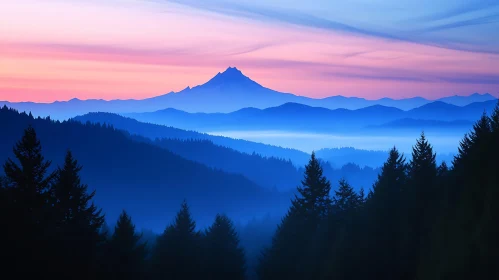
[[418, 110, 498, 280], [295, 151, 332, 221], [321, 179, 365, 279], [2, 126, 56, 276], [51, 150, 106, 279], [105, 210, 147, 280], [400, 132, 438, 279], [151, 200, 202, 280], [257, 203, 306, 280], [203, 214, 246, 280], [362, 147, 407, 280], [257, 152, 332, 280], [332, 179, 363, 218]]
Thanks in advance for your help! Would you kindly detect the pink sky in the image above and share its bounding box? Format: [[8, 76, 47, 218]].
[[1, 0, 498, 102]]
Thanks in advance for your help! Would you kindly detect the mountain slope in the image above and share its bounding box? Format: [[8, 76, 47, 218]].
[[0, 106, 291, 231], [74, 112, 310, 165], [73, 112, 383, 192]]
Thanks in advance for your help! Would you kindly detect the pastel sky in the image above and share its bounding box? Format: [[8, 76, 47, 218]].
[[1, 0, 499, 102]]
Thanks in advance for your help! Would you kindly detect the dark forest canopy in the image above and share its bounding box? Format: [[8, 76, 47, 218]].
[[1, 101, 499, 279]]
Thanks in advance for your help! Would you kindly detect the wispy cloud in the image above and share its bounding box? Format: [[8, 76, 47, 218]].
[[323, 68, 499, 85], [161, 0, 405, 40], [422, 14, 499, 32], [160, 0, 499, 55], [411, 0, 499, 22]]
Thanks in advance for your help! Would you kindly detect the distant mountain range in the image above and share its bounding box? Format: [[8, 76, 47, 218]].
[[125, 100, 498, 133], [1, 67, 496, 120]]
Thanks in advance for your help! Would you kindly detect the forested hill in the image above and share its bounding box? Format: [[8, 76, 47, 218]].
[[132, 137, 302, 191], [0, 106, 291, 230], [75, 112, 381, 191], [74, 112, 310, 165]]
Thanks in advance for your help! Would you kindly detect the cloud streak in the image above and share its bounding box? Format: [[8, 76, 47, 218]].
[[163, 0, 405, 40], [162, 0, 499, 55], [411, 0, 499, 22], [422, 14, 499, 32]]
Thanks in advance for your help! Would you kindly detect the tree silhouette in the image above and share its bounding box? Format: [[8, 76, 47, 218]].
[[151, 200, 202, 280], [322, 179, 365, 279], [105, 210, 147, 280], [399, 132, 438, 279], [422, 106, 499, 280], [257, 152, 332, 280], [295, 151, 332, 221], [203, 214, 246, 280], [51, 150, 106, 279], [362, 147, 407, 280], [2, 126, 56, 276]]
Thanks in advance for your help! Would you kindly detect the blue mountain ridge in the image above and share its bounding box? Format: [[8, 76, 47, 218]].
[[1, 67, 496, 120]]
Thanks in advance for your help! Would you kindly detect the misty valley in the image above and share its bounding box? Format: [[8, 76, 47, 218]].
[[205, 130, 463, 155]]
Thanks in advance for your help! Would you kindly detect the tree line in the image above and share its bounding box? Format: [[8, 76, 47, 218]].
[[257, 103, 499, 280], [1, 101, 498, 279]]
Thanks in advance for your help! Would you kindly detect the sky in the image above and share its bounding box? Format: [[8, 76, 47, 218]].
[[1, 0, 499, 102]]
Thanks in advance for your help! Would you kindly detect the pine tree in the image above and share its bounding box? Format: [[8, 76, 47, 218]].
[[2, 126, 56, 276], [362, 147, 407, 280], [151, 200, 202, 280], [401, 132, 438, 279], [332, 179, 362, 218], [51, 150, 106, 279], [203, 214, 246, 280], [418, 110, 498, 280], [257, 203, 307, 280], [321, 179, 365, 279], [3, 126, 56, 219], [481, 102, 499, 278], [105, 210, 147, 280], [257, 152, 332, 280], [295, 152, 332, 221]]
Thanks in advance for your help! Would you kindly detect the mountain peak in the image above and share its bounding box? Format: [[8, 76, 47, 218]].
[[201, 66, 262, 89], [223, 66, 243, 74], [217, 66, 247, 80]]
